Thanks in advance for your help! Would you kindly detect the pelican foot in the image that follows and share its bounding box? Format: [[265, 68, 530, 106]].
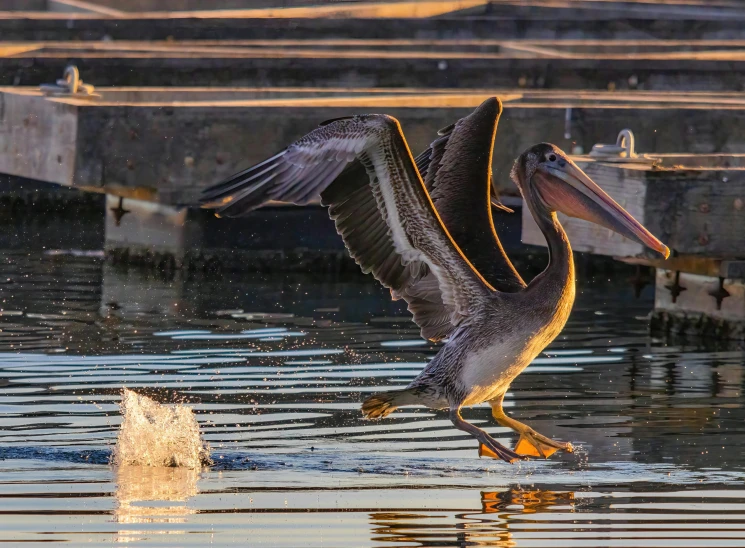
[[514, 429, 573, 459], [450, 408, 527, 464], [478, 441, 529, 464]]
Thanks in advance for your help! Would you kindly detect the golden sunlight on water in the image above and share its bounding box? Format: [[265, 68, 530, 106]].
[[1, 255, 745, 546], [113, 465, 199, 542]]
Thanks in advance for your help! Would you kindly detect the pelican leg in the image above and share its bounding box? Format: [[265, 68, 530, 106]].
[[489, 395, 573, 459], [449, 408, 527, 464]]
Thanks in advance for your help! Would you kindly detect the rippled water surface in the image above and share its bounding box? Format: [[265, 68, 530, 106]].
[[2, 251, 745, 546]]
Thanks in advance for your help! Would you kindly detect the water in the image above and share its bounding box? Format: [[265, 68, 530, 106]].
[[115, 388, 211, 468], [1, 251, 745, 546]]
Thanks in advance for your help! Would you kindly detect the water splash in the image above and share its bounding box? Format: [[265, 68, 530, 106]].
[[114, 388, 211, 468]]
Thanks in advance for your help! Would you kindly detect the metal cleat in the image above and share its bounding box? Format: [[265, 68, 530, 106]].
[[40, 65, 100, 100]]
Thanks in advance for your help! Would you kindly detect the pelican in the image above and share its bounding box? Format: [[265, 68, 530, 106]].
[[201, 97, 669, 463]]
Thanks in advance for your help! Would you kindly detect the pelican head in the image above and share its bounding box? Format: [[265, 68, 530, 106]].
[[511, 143, 669, 258]]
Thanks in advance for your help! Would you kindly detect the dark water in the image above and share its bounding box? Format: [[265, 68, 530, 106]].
[[1, 251, 745, 546]]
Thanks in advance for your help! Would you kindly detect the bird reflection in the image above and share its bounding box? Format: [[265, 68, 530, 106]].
[[481, 488, 575, 514], [113, 465, 199, 542], [369, 487, 575, 547]]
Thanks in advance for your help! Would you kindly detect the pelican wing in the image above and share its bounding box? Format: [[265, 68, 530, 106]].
[[320, 158, 420, 293], [322, 161, 453, 341], [201, 115, 493, 329], [415, 97, 525, 293], [389, 98, 525, 340]]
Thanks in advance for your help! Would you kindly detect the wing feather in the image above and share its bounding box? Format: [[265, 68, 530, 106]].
[[396, 98, 525, 339], [200, 114, 492, 327], [423, 97, 525, 292]]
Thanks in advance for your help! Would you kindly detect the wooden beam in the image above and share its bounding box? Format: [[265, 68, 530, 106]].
[[621, 256, 745, 280], [47, 0, 124, 16]]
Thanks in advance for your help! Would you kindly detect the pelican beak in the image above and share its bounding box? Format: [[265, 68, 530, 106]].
[[490, 176, 514, 214], [536, 160, 670, 258]]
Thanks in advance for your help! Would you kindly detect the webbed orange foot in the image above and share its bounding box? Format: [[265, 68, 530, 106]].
[[478, 442, 530, 463], [515, 431, 573, 459]]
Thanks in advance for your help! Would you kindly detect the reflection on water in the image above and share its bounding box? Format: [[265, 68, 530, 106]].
[[371, 488, 577, 547], [114, 465, 198, 521], [113, 465, 199, 543], [1, 252, 745, 546]]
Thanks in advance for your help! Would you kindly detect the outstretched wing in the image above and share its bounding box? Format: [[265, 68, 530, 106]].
[[320, 158, 421, 295], [390, 98, 526, 340], [418, 97, 525, 293], [201, 114, 493, 331]]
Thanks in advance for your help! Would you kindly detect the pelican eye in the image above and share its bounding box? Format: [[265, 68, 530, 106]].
[[548, 154, 557, 162]]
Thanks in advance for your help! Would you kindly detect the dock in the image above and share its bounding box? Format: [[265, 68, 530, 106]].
[[1, 2, 745, 339], [3, 1, 745, 41], [9, 40, 745, 90], [8, 86, 745, 202]]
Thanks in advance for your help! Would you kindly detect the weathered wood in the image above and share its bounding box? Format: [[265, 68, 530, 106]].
[[5, 0, 745, 17], [7, 88, 745, 205], [624, 255, 745, 278], [0, 0, 46, 9], [10, 0, 744, 18], [10, 41, 745, 90], [7, 0, 493, 18], [652, 269, 745, 340], [0, 0, 399, 11], [0, 90, 77, 186], [6, 14, 745, 42], [644, 169, 745, 257], [47, 0, 124, 15], [68, 0, 346, 11]]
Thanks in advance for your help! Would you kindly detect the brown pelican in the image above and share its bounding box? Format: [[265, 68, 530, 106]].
[[201, 97, 669, 463]]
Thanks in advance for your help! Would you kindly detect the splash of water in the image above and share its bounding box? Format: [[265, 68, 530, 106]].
[[114, 388, 211, 468]]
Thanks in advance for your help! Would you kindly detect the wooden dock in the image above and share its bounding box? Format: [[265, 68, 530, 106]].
[[4, 2, 745, 42], [8, 86, 745, 204], [1, 2, 745, 338], [9, 40, 745, 90]]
